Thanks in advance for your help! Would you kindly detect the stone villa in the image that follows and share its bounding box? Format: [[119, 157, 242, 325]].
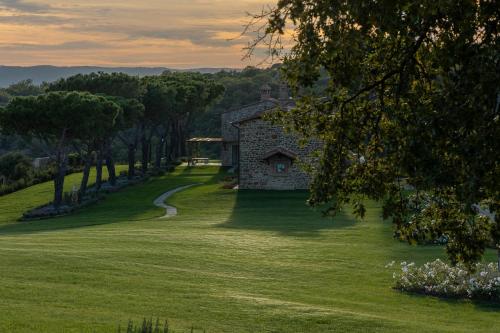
[[221, 84, 320, 190]]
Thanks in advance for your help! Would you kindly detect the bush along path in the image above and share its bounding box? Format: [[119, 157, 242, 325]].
[[153, 184, 201, 218], [21, 169, 165, 221]]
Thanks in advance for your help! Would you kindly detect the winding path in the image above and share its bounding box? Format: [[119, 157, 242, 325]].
[[153, 184, 201, 218]]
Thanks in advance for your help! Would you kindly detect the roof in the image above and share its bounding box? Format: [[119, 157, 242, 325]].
[[231, 110, 267, 127], [222, 99, 280, 115], [230, 100, 297, 126], [262, 147, 298, 161], [187, 137, 223, 143]]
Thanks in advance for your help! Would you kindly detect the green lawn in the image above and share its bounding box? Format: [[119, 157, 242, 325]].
[[0, 166, 498, 333]]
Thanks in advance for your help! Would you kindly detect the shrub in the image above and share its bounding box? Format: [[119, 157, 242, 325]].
[[389, 259, 500, 301], [220, 176, 237, 189], [117, 318, 205, 333], [148, 168, 166, 177], [0, 179, 25, 193], [221, 183, 236, 189], [118, 318, 170, 333], [67, 153, 83, 168], [63, 187, 80, 206], [0, 158, 86, 197], [164, 165, 176, 173], [0, 168, 53, 197], [0, 152, 33, 182]]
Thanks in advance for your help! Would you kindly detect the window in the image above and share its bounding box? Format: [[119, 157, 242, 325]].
[[272, 160, 290, 174], [275, 162, 287, 173]]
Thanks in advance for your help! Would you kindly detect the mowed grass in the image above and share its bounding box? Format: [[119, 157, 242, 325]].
[[0, 166, 498, 333]]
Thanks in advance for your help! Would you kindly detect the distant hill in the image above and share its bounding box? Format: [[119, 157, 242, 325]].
[[0, 65, 240, 87]]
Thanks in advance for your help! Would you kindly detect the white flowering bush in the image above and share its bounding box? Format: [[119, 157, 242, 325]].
[[388, 259, 500, 301]]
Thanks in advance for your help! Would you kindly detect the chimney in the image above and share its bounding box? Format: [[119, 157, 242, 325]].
[[260, 84, 272, 101], [279, 81, 289, 101]]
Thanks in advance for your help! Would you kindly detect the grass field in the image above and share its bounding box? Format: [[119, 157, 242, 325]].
[[0, 166, 498, 333]]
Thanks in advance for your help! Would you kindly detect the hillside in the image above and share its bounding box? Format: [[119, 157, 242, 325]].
[[0, 66, 240, 87]]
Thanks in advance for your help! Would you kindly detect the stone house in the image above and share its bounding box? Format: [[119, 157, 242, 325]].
[[221, 85, 320, 190]]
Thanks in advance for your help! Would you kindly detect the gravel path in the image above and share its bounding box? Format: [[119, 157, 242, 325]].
[[153, 184, 201, 218]]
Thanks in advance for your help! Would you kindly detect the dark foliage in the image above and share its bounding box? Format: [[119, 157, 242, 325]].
[[251, 0, 500, 270]]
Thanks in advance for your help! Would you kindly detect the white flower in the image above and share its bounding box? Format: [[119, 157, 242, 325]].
[[391, 259, 499, 300]]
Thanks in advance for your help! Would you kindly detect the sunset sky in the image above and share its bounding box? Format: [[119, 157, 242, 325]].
[[0, 0, 273, 68]]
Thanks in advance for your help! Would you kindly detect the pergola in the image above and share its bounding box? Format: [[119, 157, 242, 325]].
[[186, 137, 223, 165]]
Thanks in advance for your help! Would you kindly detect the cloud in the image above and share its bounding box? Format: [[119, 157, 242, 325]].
[[0, 41, 108, 51], [0, 0, 272, 67], [124, 27, 247, 48], [0, 0, 51, 13], [0, 13, 68, 25]]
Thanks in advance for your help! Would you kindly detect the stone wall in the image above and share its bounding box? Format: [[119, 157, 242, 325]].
[[221, 99, 278, 166], [239, 118, 321, 190], [221, 142, 237, 167]]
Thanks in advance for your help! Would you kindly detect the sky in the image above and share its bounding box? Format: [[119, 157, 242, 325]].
[[0, 0, 274, 68]]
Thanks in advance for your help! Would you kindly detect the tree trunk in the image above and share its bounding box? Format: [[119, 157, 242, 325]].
[[155, 137, 164, 169], [176, 122, 183, 158], [179, 126, 187, 156], [169, 130, 177, 161], [79, 153, 93, 202], [497, 248, 500, 272], [164, 133, 171, 164], [128, 144, 136, 179], [105, 144, 116, 186], [141, 135, 149, 173], [149, 141, 153, 165], [165, 124, 174, 162], [95, 151, 103, 190], [53, 151, 68, 208]]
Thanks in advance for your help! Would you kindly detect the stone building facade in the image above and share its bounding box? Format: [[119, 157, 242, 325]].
[[221, 98, 278, 167], [221, 85, 320, 190]]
